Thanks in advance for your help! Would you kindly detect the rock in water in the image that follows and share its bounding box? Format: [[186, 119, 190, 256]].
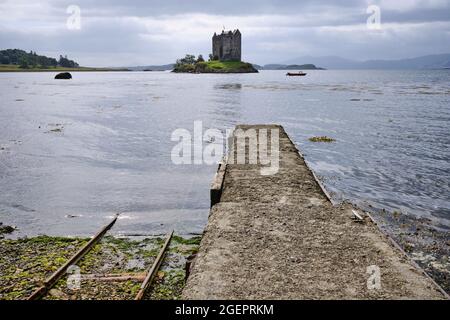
[[54, 72, 72, 79], [0, 223, 15, 237]]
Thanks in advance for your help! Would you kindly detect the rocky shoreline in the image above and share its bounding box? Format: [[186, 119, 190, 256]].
[[0, 223, 15, 239], [1, 203, 449, 299], [369, 208, 450, 294], [172, 60, 258, 74]]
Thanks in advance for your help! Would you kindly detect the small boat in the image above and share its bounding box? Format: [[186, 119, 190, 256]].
[[286, 71, 307, 76]]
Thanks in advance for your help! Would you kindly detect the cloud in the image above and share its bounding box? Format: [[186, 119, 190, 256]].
[[0, 0, 449, 66]]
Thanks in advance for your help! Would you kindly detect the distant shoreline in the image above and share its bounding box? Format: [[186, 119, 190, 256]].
[[0, 65, 130, 72], [2, 66, 449, 73]]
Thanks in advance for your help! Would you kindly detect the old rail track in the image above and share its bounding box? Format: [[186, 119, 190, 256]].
[[27, 214, 174, 300]]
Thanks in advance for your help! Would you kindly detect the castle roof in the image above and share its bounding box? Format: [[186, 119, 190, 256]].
[[217, 29, 240, 36]]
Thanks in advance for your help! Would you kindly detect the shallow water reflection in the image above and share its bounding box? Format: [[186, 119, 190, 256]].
[[0, 70, 449, 236]]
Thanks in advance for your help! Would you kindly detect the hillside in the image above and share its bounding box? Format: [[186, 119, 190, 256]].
[[0, 49, 79, 69], [127, 64, 174, 71], [263, 64, 325, 70], [282, 53, 450, 70], [0, 64, 129, 72], [0, 49, 131, 72]]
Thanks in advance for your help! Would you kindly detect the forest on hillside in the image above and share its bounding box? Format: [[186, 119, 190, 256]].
[[0, 49, 79, 68]]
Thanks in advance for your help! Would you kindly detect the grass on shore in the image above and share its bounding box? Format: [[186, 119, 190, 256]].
[[0, 64, 129, 72], [201, 60, 249, 70]]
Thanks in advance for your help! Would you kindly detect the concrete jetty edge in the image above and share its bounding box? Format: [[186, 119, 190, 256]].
[[183, 124, 448, 300]]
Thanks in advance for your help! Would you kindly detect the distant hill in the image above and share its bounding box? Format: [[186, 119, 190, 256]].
[[127, 64, 174, 71], [359, 54, 450, 69], [282, 53, 450, 70], [263, 64, 325, 70], [0, 49, 79, 68]]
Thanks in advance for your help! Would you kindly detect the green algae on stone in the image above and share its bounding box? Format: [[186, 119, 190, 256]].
[[0, 236, 88, 300], [309, 136, 336, 143], [0, 234, 201, 300], [0, 223, 15, 237], [172, 235, 202, 246], [147, 269, 186, 300]]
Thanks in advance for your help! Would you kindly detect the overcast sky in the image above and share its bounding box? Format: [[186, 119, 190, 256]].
[[0, 0, 449, 66]]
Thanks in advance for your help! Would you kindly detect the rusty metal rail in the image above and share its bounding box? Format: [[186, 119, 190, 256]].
[[27, 214, 120, 300], [135, 230, 174, 300]]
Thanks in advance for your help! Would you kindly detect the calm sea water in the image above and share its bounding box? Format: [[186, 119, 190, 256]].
[[0, 70, 449, 237]]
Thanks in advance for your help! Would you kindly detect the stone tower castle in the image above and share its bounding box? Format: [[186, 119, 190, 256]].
[[212, 29, 241, 62]]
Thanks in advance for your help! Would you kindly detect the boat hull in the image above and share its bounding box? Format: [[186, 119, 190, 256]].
[[286, 72, 307, 76]]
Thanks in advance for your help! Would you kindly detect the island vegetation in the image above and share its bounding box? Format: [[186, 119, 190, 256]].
[[172, 54, 258, 74]]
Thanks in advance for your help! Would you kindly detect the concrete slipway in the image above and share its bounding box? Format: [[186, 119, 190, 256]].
[[182, 125, 448, 300]]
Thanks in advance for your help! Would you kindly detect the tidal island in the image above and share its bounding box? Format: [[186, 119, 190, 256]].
[[172, 29, 258, 74]]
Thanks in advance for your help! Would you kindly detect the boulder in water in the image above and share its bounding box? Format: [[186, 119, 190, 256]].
[[54, 72, 72, 79]]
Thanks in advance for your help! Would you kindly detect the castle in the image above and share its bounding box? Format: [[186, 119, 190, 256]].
[[212, 29, 241, 62]]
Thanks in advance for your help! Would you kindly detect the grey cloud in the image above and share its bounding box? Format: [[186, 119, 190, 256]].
[[49, 0, 365, 16], [0, 0, 449, 66]]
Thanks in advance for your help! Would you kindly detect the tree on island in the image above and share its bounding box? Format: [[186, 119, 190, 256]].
[[19, 57, 29, 69], [173, 54, 197, 72], [58, 55, 79, 68], [208, 54, 219, 61], [177, 54, 196, 65]]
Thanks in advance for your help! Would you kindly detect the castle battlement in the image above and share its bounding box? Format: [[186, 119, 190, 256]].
[[212, 29, 241, 62]]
